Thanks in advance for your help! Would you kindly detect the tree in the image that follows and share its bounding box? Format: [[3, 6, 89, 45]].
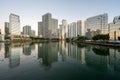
[[92, 34, 109, 40], [77, 36, 87, 41]]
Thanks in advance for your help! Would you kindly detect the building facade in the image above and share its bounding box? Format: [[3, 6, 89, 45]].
[[77, 20, 85, 36], [59, 20, 67, 40], [38, 13, 58, 39], [42, 13, 52, 38], [51, 19, 58, 38], [38, 22, 43, 37], [31, 30, 35, 37], [85, 13, 108, 39], [109, 16, 120, 40], [68, 22, 77, 39], [9, 13, 20, 35], [4, 22, 9, 35], [23, 25, 31, 36]]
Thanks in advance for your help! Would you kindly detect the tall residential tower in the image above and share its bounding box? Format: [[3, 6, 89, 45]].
[[85, 13, 108, 39], [9, 13, 20, 35]]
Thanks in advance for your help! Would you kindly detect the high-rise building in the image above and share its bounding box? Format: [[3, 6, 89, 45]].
[[77, 20, 85, 36], [51, 18, 58, 38], [109, 15, 120, 40], [31, 30, 35, 37], [9, 13, 20, 35], [42, 13, 52, 38], [23, 25, 31, 36], [0, 29, 1, 34], [68, 22, 77, 38], [85, 13, 108, 39], [4, 22, 9, 35], [59, 20, 67, 39], [38, 13, 58, 38], [38, 22, 43, 37], [72, 22, 77, 38]]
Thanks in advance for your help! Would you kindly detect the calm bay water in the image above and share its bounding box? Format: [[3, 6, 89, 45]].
[[0, 42, 120, 80]]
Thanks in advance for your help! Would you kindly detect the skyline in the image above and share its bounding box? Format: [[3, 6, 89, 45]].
[[0, 0, 120, 35]]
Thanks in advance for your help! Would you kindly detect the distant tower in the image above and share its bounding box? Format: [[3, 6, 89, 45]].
[[38, 13, 58, 38], [59, 20, 67, 40], [23, 25, 31, 36], [4, 22, 9, 35], [9, 13, 20, 35]]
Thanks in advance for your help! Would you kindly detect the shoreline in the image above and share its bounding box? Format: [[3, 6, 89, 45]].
[[78, 41, 120, 48]]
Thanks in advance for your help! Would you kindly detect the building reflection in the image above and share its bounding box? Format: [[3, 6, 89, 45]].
[[109, 49, 120, 72], [67, 43, 86, 64], [1, 42, 120, 72], [85, 46, 109, 71], [59, 41, 68, 61], [23, 45, 31, 56], [0, 43, 5, 61], [9, 43, 21, 68], [4, 43, 10, 58], [30, 43, 35, 51], [38, 42, 58, 70]]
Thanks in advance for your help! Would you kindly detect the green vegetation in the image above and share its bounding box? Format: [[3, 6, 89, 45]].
[[92, 34, 109, 40], [77, 36, 87, 41]]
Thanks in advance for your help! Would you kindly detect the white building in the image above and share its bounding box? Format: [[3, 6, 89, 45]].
[[31, 30, 36, 37], [9, 13, 20, 35], [109, 16, 120, 40], [4, 22, 9, 35], [77, 20, 85, 36], [85, 13, 108, 39], [68, 22, 77, 38], [23, 25, 31, 36], [38, 13, 58, 39], [59, 20, 67, 40], [42, 13, 52, 38], [51, 18, 58, 38], [38, 22, 43, 37]]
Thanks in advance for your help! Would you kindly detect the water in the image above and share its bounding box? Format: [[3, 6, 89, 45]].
[[0, 42, 120, 80]]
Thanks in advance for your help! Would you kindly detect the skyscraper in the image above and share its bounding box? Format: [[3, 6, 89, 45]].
[[9, 13, 20, 35], [23, 25, 31, 36], [31, 30, 35, 37], [59, 20, 67, 39], [51, 18, 58, 38], [38, 13, 58, 39], [4, 22, 9, 35], [38, 22, 43, 37], [0, 29, 1, 34], [77, 20, 85, 36], [109, 15, 120, 40], [68, 22, 77, 38], [42, 13, 52, 38], [85, 13, 108, 39]]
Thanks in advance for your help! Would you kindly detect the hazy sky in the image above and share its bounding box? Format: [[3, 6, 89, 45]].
[[0, 0, 120, 35]]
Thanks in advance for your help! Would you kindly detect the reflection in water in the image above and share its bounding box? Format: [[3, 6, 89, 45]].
[[109, 49, 120, 72], [9, 44, 21, 68], [9, 47, 20, 68], [38, 42, 58, 70], [23, 45, 31, 56], [5, 43, 9, 58], [85, 45, 108, 71], [92, 47, 109, 56], [0, 42, 120, 79]]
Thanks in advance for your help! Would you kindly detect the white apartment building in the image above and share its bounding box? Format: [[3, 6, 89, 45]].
[[9, 13, 20, 35], [23, 25, 31, 36], [109, 16, 120, 40], [77, 20, 85, 36], [38, 13, 58, 39], [59, 20, 67, 40], [85, 13, 108, 39]]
